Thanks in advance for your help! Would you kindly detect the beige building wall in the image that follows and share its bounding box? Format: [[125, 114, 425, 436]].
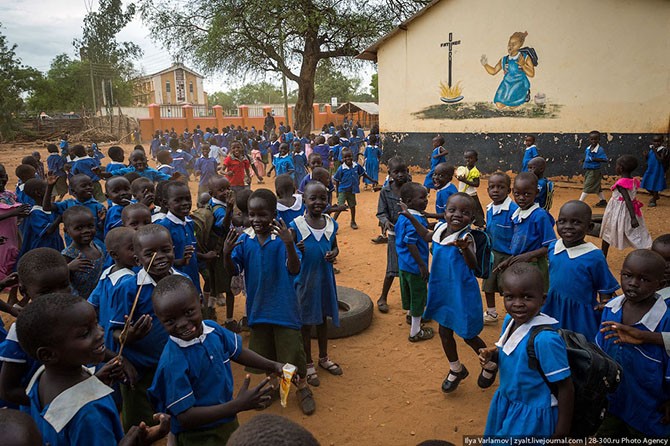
[[377, 0, 670, 134]]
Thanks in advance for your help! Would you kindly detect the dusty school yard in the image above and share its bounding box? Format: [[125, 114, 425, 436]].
[[1, 141, 669, 445]]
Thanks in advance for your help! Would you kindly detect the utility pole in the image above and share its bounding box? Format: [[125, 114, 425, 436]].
[[89, 60, 97, 116], [279, 30, 289, 124]]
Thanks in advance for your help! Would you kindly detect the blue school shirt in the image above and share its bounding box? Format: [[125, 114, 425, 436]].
[[19, 206, 64, 257], [423, 146, 447, 189], [331, 145, 342, 162], [53, 198, 106, 243], [277, 194, 305, 227], [150, 138, 161, 158], [312, 144, 331, 168], [394, 211, 429, 275], [71, 156, 101, 182], [107, 269, 184, 374], [88, 266, 135, 351], [486, 197, 518, 255], [269, 140, 280, 156], [156, 164, 175, 176], [521, 145, 538, 172], [47, 153, 66, 176], [510, 204, 556, 255], [15, 183, 34, 206], [536, 177, 554, 210], [333, 163, 365, 193], [542, 240, 619, 341], [485, 314, 571, 438], [231, 229, 302, 329], [26, 366, 124, 446], [170, 149, 194, 176], [105, 161, 126, 173], [435, 183, 458, 220], [111, 166, 171, 181], [148, 321, 242, 434], [157, 213, 201, 293], [0, 323, 40, 411], [596, 295, 670, 437], [209, 197, 229, 237], [582, 145, 607, 170], [272, 153, 294, 176], [194, 156, 218, 187], [104, 204, 125, 236]]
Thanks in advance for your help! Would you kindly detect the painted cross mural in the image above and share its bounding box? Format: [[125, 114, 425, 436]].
[[439, 32, 464, 103]]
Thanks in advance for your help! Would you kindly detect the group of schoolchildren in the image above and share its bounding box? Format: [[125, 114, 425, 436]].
[[0, 126, 388, 445], [372, 131, 669, 438], [0, 126, 668, 444]]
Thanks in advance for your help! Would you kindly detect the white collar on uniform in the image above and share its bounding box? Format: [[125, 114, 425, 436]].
[[341, 162, 358, 170], [437, 182, 452, 192], [136, 267, 182, 286], [26, 365, 112, 433], [243, 227, 277, 240], [30, 205, 48, 214], [73, 156, 92, 161], [166, 211, 190, 226], [277, 194, 303, 212], [170, 322, 216, 348], [512, 203, 540, 222], [156, 163, 173, 171], [605, 294, 667, 332], [108, 161, 124, 165], [589, 144, 601, 153], [293, 214, 335, 241], [99, 265, 135, 285], [658, 286, 670, 301], [408, 209, 423, 216], [18, 183, 25, 191], [553, 239, 599, 259], [432, 224, 467, 246], [495, 313, 558, 355], [486, 196, 512, 215], [211, 197, 226, 206], [525, 145, 536, 151]]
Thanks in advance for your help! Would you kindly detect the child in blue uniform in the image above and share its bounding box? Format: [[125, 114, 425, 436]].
[[481, 262, 574, 438], [170, 138, 194, 178], [528, 156, 554, 211], [400, 193, 492, 393], [70, 144, 106, 202], [291, 181, 342, 387], [194, 144, 218, 195], [292, 139, 308, 188], [122, 203, 153, 230], [362, 134, 382, 188], [15, 164, 36, 206], [423, 135, 448, 190], [156, 150, 175, 176], [44, 173, 107, 244], [268, 143, 295, 178], [596, 250, 670, 438], [61, 207, 106, 299], [521, 135, 539, 172], [103, 177, 132, 236], [396, 183, 433, 343], [107, 149, 173, 182], [156, 181, 201, 294], [497, 172, 556, 291], [106, 146, 126, 173], [275, 174, 305, 226], [579, 130, 609, 207], [18, 178, 64, 257], [641, 135, 668, 207], [333, 148, 378, 229], [542, 201, 619, 340], [223, 189, 315, 415], [482, 172, 518, 324], [46, 143, 68, 199], [423, 163, 457, 222], [149, 275, 283, 444]]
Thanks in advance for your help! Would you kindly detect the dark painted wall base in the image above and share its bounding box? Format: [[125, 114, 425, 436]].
[[380, 132, 667, 177]]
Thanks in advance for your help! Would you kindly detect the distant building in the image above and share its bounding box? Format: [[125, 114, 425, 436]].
[[133, 63, 207, 106]]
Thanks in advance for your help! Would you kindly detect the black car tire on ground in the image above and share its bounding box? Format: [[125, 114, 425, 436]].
[[310, 286, 373, 339]]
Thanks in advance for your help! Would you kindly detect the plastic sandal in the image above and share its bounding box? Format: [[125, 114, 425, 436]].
[[318, 357, 343, 375]]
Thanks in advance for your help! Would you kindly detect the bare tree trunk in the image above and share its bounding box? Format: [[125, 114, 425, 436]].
[[294, 38, 319, 135]]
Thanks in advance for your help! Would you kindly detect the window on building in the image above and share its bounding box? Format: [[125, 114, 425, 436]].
[[166, 81, 171, 93], [189, 82, 194, 93]]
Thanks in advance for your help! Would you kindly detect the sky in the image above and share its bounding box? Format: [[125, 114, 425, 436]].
[[0, 0, 374, 96]]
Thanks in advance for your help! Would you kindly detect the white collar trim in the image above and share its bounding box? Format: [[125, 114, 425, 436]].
[[277, 194, 303, 212], [408, 209, 423, 216], [26, 365, 113, 433], [30, 205, 48, 214], [243, 227, 277, 240], [211, 197, 226, 206], [432, 224, 468, 246], [136, 267, 181, 286], [605, 294, 667, 332], [293, 215, 335, 241], [589, 145, 601, 153], [512, 203, 540, 222], [487, 196, 512, 214], [166, 211, 190, 226], [553, 239, 599, 259], [495, 313, 559, 355], [99, 266, 135, 285], [170, 322, 215, 347]]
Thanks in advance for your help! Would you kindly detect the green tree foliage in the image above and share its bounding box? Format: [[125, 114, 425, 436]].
[[0, 25, 40, 140], [28, 55, 90, 113], [370, 73, 379, 100], [207, 91, 236, 110], [139, 0, 427, 134], [208, 82, 298, 109], [314, 60, 359, 103]]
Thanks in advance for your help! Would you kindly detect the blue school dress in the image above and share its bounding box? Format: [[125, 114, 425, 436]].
[[194, 156, 218, 189], [26, 366, 124, 446], [485, 314, 571, 438], [494, 54, 531, 107], [156, 212, 201, 294], [363, 145, 381, 184], [15, 183, 34, 206], [435, 183, 458, 222], [277, 194, 305, 227], [71, 156, 101, 182], [596, 295, 670, 437], [290, 216, 340, 326], [273, 154, 294, 176], [424, 224, 483, 339], [148, 321, 242, 435], [105, 161, 126, 173], [423, 146, 447, 189], [18, 206, 64, 257], [53, 198, 106, 243], [641, 147, 667, 192], [522, 145, 538, 172], [542, 240, 619, 341], [104, 204, 125, 236], [293, 151, 308, 187], [170, 149, 193, 177], [88, 266, 135, 351], [510, 204, 556, 255]]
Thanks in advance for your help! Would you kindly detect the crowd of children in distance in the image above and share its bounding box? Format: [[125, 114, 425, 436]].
[[0, 124, 668, 444]]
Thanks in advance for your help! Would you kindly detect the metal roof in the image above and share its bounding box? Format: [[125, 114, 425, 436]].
[[138, 63, 205, 80], [334, 102, 379, 115]]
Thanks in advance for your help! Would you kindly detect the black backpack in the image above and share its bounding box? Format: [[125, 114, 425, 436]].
[[527, 326, 622, 437], [466, 228, 494, 279]]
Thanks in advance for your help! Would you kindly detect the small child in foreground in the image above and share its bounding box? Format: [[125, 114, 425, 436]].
[[481, 262, 574, 438], [149, 275, 283, 444]]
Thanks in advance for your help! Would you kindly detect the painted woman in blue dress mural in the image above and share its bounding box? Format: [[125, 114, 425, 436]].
[[481, 31, 538, 109]]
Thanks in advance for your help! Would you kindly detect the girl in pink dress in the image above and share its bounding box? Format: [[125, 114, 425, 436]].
[[0, 164, 31, 304], [251, 140, 266, 179]]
